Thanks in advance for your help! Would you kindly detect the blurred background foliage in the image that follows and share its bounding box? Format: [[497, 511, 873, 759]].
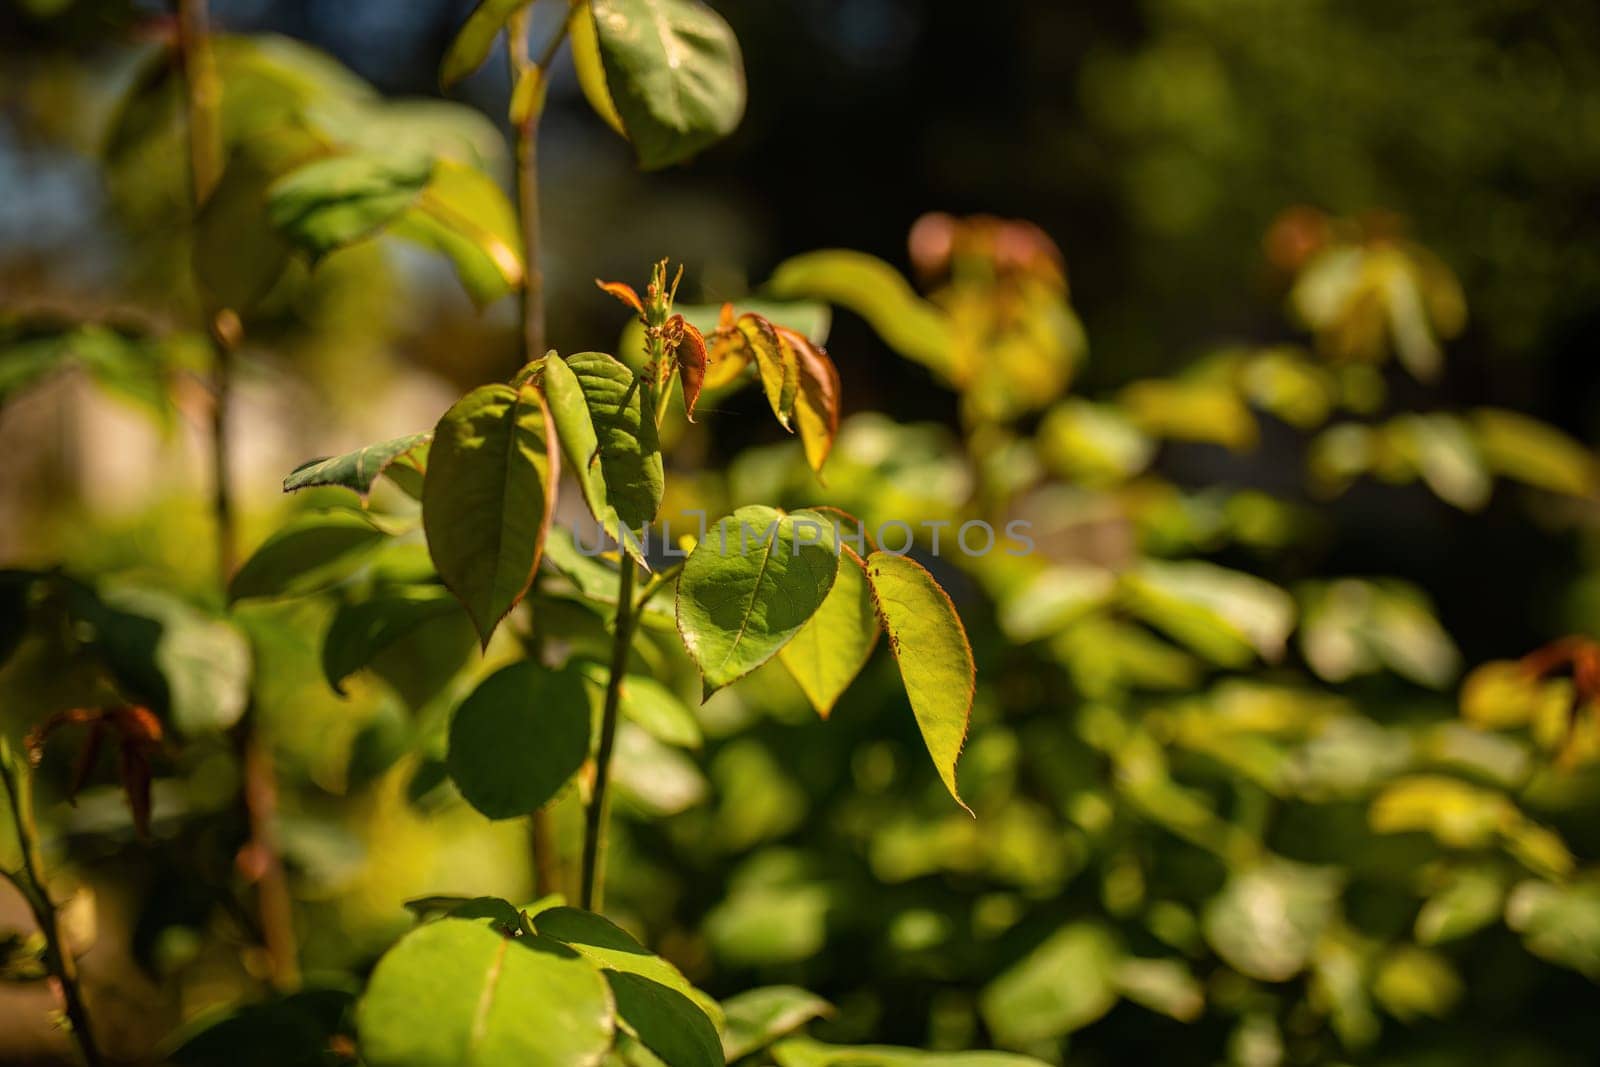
[[4, 0, 1600, 1064]]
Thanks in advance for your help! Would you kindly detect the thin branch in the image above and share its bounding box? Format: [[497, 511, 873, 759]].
[[580, 560, 639, 912], [175, 0, 298, 989], [1, 743, 103, 1067]]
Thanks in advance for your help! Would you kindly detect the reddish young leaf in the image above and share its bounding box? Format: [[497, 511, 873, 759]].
[[596, 279, 645, 315], [26, 705, 164, 838], [779, 326, 841, 474], [673, 317, 708, 421]]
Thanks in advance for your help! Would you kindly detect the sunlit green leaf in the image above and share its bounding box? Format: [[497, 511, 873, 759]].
[[1472, 407, 1598, 497], [865, 552, 974, 811], [720, 987, 833, 1063], [767, 252, 954, 379], [356, 919, 615, 1067], [778, 548, 878, 718], [1203, 861, 1339, 982], [554, 352, 664, 536], [283, 432, 431, 502], [677, 506, 840, 694], [391, 160, 524, 307], [979, 923, 1121, 1045], [422, 381, 557, 646], [440, 0, 531, 88], [1505, 880, 1600, 979], [589, 0, 746, 169]]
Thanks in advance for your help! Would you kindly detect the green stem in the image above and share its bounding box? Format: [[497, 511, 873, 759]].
[[580, 561, 639, 912], [508, 5, 574, 897], [1, 745, 103, 1067]]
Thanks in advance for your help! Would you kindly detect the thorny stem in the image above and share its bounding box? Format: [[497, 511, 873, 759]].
[[176, 0, 298, 989], [581, 561, 641, 912], [1, 744, 103, 1067]]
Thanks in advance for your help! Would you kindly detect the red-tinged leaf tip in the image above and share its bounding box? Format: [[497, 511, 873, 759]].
[[596, 279, 644, 315], [27, 705, 164, 836], [778, 325, 841, 474], [676, 318, 707, 422], [717, 301, 735, 331]]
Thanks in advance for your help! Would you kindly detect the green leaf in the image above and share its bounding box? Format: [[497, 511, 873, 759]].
[[534, 907, 724, 1053], [570, 0, 627, 135], [863, 552, 974, 811], [549, 351, 665, 536], [589, 0, 746, 169], [403, 895, 524, 934], [228, 510, 388, 603], [268, 153, 434, 258], [606, 972, 723, 1067], [610, 724, 709, 816], [422, 381, 558, 646], [778, 548, 879, 718], [356, 919, 615, 1067], [322, 589, 465, 694], [1505, 880, 1600, 979], [1416, 867, 1503, 945], [1472, 407, 1598, 497], [87, 587, 251, 735], [447, 662, 592, 819], [169, 989, 354, 1067], [766, 252, 954, 379], [1202, 861, 1339, 982], [979, 923, 1121, 1046], [676, 506, 840, 695], [391, 160, 525, 308], [772, 1037, 1048, 1067], [1119, 560, 1295, 668], [720, 987, 833, 1062], [192, 127, 316, 313], [283, 432, 431, 502], [440, 0, 532, 87], [616, 671, 703, 748]]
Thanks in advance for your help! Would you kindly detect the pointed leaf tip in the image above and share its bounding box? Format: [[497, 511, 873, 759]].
[[865, 552, 974, 813]]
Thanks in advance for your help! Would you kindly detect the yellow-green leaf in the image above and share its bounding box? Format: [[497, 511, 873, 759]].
[[356, 919, 615, 1067], [767, 251, 954, 380], [864, 552, 974, 811], [778, 548, 878, 718], [676, 506, 841, 694], [440, 0, 531, 88]]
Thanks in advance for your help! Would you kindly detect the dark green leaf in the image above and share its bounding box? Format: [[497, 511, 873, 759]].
[[447, 662, 592, 819], [606, 972, 723, 1067], [228, 511, 388, 603], [169, 988, 354, 1067], [321, 589, 465, 694], [423, 381, 558, 646]]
